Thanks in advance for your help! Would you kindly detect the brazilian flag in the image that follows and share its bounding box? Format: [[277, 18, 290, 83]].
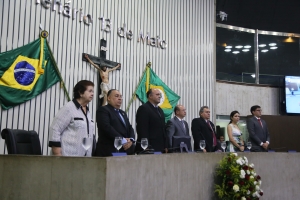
[[135, 66, 180, 122], [0, 37, 62, 110]]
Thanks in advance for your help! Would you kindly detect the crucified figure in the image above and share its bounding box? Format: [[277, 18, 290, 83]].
[[85, 54, 121, 106]]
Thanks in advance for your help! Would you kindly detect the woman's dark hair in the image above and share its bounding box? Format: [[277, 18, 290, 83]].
[[229, 110, 240, 124], [73, 80, 94, 99]]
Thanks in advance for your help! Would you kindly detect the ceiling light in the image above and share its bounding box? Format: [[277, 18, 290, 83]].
[[251, 74, 255, 78], [270, 46, 278, 49], [225, 45, 232, 48], [284, 37, 294, 43], [244, 45, 251, 48], [235, 45, 243, 49], [242, 49, 249, 52], [269, 43, 277, 46], [232, 51, 240, 54], [224, 49, 231, 52], [261, 49, 268, 52], [259, 44, 266, 47]]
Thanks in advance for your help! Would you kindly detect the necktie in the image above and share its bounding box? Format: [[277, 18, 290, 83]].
[[258, 118, 263, 128], [116, 109, 126, 126], [207, 120, 217, 146], [181, 120, 186, 134], [155, 107, 161, 117]]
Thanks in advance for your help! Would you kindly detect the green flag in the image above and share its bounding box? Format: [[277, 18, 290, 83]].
[[0, 37, 62, 110], [135, 66, 180, 122]]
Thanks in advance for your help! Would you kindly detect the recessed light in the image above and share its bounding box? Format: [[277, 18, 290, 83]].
[[235, 45, 243, 49], [269, 43, 277, 46], [242, 49, 249, 52], [244, 45, 251, 48], [270, 47, 278, 49], [261, 49, 268, 52], [224, 49, 231, 52], [225, 45, 232, 48], [259, 44, 266, 47], [232, 51, 240, 54]]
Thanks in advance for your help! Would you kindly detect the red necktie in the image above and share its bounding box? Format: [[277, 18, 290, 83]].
[[207, 120, 217, 146], [258, 118, 263, 128]]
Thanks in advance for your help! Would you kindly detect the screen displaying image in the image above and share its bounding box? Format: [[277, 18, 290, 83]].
[[285, 76, 300, 114]]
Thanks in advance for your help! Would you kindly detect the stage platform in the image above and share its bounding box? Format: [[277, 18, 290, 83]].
[[0, 152, 299, 200]]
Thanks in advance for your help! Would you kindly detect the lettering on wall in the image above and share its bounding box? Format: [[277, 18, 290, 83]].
[[35, 0, 167, 49]]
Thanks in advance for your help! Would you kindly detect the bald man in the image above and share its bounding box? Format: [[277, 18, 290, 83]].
[[136, 88, 168, 153]]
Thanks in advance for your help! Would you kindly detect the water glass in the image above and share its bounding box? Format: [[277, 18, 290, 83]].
[[114, 137, 123, 152], [199, 140, 206, 150], [141, 138, 148, 150]]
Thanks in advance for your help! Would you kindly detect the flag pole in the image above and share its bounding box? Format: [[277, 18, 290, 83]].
[[125, 62, 151, 113], [43, 32, 71, 101]]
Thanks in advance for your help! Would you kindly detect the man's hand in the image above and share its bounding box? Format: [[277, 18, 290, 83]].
[[117, 64, 121, 69], [123, 138, 132, 150], [262, 143, 269, 150], [84, 54, 89, 59], [203, 148, 207, 153]]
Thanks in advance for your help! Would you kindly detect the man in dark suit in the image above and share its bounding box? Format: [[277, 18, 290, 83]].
[[192, 106, 221, 152], [166, 105, 190, 150], [95, 89, 135, 157], [136, 88, 167, 153], [247, 105, 270, 152]]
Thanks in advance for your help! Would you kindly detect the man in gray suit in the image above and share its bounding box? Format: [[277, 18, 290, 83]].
[[166, 105, 190, 150], [247, 105, 270, 152]]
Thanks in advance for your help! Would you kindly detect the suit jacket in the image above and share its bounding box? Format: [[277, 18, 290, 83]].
[[247, 116, 270, 152], [136, 101, 167, 152], [165, 116, 190, 148], [95, 104, 135, 157], [191, 117, 220, 152]]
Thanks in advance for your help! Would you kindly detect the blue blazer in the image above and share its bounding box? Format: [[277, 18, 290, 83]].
[[95, 104, 135, 157]]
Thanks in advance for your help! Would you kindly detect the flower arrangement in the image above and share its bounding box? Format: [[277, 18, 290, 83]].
[[215, 153, 264, 200]]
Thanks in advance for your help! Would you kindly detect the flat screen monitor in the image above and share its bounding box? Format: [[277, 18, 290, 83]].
[[172, 136, 192, 152], [285, 76, 300, 114]]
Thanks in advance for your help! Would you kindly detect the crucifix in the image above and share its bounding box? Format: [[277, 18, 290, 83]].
[[82, 39, 121, 106]]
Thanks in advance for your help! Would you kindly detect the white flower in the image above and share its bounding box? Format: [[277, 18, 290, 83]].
[[256, 191, 261, 197], [247, 190, 250, 195], [253, 172, 257, 176], [236, 157, 243, 165], [246, 170, 250, 175], [250, 175, 254, 179], [249, 163, 254, 167], [252, 192, 256, 197], [259, 180, 262, 185], [232, 153, 238, 156], [233, 184, 239, 192], [241, 197, 246, 200], [243, 156, 248, 164], [254, 181, 257, 185], [240, 170, 245, 178], [256, 185, 260, 191]]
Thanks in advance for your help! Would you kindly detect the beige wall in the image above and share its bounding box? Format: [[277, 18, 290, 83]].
[[216, 82, 280, 116]]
